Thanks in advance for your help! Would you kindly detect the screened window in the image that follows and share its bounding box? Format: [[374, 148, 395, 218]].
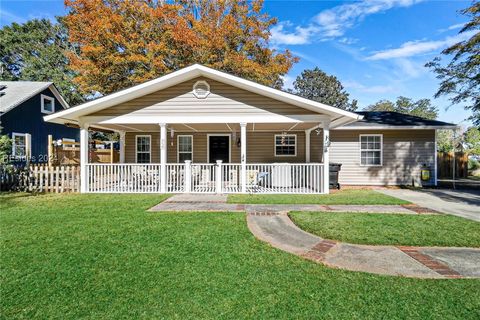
[[275, 134, 296, 156], [12, 133, 27, 158], [360, 135, 382, 166], [136, 135, 151, 163], [41, 94, 55, 114], [177, 135, 193, 162]]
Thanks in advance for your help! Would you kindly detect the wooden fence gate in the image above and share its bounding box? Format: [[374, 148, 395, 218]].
[[437, 152, 468, 179]]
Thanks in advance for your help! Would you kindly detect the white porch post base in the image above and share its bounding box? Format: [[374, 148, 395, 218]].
[[322, 121, 330, 194], [240, 123, 247, 193], [80, 124, 89, 193], [160, 123, 167, 193]]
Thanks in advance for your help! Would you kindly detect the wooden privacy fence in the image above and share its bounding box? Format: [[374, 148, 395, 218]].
[[0, 165, 80, 193], [437, 152, 468, 179]]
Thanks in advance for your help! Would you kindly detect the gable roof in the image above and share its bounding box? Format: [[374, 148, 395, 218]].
[[44, 64, 362, 127], [0, 81, 69, 114], [338, 111, 457, 129]]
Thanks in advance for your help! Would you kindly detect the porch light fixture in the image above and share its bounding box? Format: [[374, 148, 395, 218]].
[[325, 135, 331, 147], [192, 80, 210, 99], [170, 128, 175, 146]]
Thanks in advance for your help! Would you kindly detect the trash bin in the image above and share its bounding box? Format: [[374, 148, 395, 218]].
[[329, 163, 342, 189]]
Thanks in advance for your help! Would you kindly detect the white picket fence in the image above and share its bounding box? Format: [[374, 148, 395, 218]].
[[0, 165, 80, 193], [85, 162, 325, 194]]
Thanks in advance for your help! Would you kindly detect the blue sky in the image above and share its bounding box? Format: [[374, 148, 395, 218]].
[[0, 0, 473, 125]]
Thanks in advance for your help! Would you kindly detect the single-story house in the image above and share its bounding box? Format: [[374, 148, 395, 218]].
[[44, 64, 456, 194], [0, 81, 79, 163]]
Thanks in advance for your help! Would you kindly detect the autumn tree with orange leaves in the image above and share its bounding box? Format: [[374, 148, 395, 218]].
[[64, 0, 297, 95]]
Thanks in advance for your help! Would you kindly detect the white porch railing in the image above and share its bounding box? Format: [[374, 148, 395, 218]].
[[86, 162, 325, 194], [87, 163, 161, 193]]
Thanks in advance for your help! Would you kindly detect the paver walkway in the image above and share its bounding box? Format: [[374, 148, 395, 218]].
[[247, 213, 480, 278], [151, 194, 436, 214]]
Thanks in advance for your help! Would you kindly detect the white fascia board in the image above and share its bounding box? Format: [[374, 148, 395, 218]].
[[48, 84, 70, 109], [81, 114, 330, 125], [44, 64, 362, 124], [44, 65, 202, 122], [335, 125, 459, 130], [193, 65, 362, 120]]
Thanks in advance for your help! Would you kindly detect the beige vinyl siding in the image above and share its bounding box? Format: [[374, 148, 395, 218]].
[[91, 77, 315, 117], [124, 129, 435, 186], [125, 131, 312, 164], [330, 129, 435, 185]]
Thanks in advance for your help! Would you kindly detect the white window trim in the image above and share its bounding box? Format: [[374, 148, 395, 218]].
[[207, 134, 231, 163], [12, 132, 30, 158], [135, 135, 152, 163], [359, 134, 383, 167], [192, 80, 211, 99], [41, 94, 55, 114], [274, 134, 297, 157], [177, 135, 193, 163]]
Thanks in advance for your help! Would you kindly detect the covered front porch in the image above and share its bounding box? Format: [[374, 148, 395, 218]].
[[44, 65, 362, 194], [81, 120, 331, 194]]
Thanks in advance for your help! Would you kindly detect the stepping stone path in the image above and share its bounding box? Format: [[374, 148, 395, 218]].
[[247, 213, 480, 279]]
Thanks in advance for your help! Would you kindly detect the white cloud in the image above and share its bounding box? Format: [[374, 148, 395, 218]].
[[393, 58, 423, 78], [270, 0, 424, 45], [366, 30, 476, 60], [438, 23, 465, 33], [270, 23, 318, 45], [0, 9, 25, 24], [281, 74, 295, 90], [343, 80, 396, 94], [338, 37, 359, 45]]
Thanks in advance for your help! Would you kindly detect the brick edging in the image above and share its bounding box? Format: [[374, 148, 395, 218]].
[[302, 240, 337, 262], [398, 246, 462, 278]]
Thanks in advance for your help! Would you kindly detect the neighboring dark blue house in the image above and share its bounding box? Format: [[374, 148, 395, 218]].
[[0, 81, 79, 163]]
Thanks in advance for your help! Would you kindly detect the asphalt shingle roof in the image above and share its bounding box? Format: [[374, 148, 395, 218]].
[[0, 81, 52, 114], [345, 111, 456, 128]]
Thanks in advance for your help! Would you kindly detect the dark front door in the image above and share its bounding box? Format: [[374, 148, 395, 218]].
[[209, 136, 230, 163]]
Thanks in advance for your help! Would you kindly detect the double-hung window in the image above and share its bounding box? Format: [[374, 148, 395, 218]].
[[41, 94, 55, 114], [360, 134, 382, 166], [136, 135, 151, 163], [274, 134, 296, 156], [177, 135, 193, 162], [12, 133, 30, 159]]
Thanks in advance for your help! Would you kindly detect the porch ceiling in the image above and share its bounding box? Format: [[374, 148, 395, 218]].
[[92, 122, 322, 133]]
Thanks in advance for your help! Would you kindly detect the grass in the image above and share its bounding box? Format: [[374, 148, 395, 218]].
[[1, 193, 479, 319], [227, 189, 410, 205], [290, 211, 480, 247]]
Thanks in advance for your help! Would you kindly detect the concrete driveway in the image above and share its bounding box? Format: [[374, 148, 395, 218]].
[[378, 188, 480, 222]]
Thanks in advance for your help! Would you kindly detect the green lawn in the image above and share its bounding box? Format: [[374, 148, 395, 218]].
[[228, 189, 410, 205], [290, 211, 480, 247], [1, 193, 479, 319]]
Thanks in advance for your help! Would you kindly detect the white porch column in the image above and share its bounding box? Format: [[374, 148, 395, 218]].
[[80, 123, 89, 193], [160, 123, 167, 193], [305, 129, 311, 163], [216, 160, 223, 193], [119, 131, 126, 163], [240, 123, 247, 193], [322, 120, 330, 194], [184, 160, 192, 193]]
